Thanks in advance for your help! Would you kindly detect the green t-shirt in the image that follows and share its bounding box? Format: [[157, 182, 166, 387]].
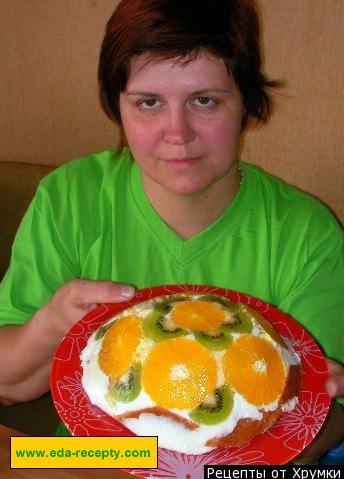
[[0, 148, 343, 394]]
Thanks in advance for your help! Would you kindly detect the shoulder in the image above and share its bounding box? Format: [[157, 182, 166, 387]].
[[241, 161, 343, 238], [39, 148, 132, 195]]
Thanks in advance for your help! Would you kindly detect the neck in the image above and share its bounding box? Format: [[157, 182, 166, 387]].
[[142, 162, 242, 240]]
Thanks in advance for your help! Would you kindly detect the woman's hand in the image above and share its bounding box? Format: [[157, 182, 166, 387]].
[[0, 279, 135, 404], [293, 358, 344, 465], [325, 359, 344, 398], [36, 279, 136, 343]]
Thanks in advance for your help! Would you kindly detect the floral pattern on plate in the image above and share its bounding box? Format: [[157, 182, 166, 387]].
[[51, 285, 331, 476]]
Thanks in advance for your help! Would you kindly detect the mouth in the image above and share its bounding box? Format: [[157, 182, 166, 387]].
[[164, 157, 202, 169]]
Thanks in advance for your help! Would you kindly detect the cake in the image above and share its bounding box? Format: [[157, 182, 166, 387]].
[[80, 293, 302, 454]]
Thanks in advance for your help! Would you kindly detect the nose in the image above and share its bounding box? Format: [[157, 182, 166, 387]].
[[163, 106, 195, 145]]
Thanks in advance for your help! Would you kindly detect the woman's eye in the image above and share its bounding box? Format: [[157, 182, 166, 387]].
[[138, 98, 161, 110], [193, 97, 217, 108]]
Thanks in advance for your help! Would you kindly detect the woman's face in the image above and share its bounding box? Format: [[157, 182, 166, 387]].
[[119, 50, 244, 197]]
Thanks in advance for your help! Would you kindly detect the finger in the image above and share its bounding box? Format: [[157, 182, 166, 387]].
[[326, 358, 344, 375], [67, 280, 135, 306], [325, 373, 344, 398]]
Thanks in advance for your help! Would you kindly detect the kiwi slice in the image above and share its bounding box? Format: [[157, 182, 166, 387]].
[[152, 295, 188, 314], [189, 386, 233, 425], [94, 320, 115, 340], [194, 330, 233, 351], [107, 362, 142, 404], [220, 303, 253, 336], [143, 309, 188, 342], [153, 302, 171, 315]]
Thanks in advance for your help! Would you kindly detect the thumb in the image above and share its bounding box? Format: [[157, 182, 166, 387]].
[[68, 279, 136, 306], [325, 373, 344, 398]]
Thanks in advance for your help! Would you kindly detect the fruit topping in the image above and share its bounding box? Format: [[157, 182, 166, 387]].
[[189, 386, 234, 424], [98, 315, 142, 380], [223, 335, 287, 406], [194, 330, 233, 351], [107, 362, 142, 403], [171, 300, 226, 332], [143, 310, 188, 342], [142, 337, 217, 409]]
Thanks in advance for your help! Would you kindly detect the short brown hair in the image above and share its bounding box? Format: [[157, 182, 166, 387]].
[[98, 0, 282, 133]]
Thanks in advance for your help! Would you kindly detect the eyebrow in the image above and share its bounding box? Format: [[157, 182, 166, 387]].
[[125, 88, 232, 96]]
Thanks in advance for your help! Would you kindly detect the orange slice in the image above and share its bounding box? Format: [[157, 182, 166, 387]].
[[98, 315, 142, 380], [223, 335, 286, 406], [142, 337, 217, 409], [171, 300, 226, 332]]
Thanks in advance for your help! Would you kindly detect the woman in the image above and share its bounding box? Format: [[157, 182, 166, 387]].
[[0, 0, 343, 464]]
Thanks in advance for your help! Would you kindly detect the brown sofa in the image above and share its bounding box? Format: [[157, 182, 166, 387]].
[[0, 161, 60, 435], [0, 161, 56, 278]]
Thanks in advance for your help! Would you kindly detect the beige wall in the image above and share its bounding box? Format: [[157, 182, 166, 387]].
[[0, 0, 343, 223]]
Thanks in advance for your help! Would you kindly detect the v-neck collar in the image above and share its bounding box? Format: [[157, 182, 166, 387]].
[[129, 154, 250, 265]]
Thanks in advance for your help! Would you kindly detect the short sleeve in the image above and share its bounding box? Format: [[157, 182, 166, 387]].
[[0, 181, 79, 326], [277, 212, 344, 405]]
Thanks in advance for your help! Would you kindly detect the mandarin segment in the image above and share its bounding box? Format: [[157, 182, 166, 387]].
[[98, 315, 143, 380], [171, 300, 226, 332], [223, 335, 287, 406], [142, 337, 217, 409]]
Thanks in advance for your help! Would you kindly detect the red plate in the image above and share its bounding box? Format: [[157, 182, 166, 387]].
[[50, 285, 331, 475]]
